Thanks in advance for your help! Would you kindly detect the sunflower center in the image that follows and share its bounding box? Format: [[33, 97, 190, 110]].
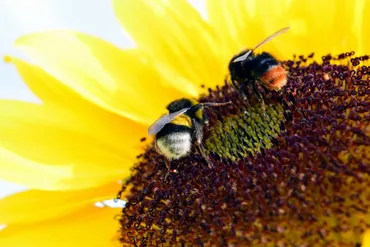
[[204, 101, 284, 160], [118, 52, 370, 247]]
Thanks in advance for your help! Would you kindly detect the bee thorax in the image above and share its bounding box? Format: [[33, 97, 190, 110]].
[[155, 132, 192, 160]]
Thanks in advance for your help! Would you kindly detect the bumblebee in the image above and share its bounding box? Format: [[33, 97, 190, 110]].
[[148, 98, 230, 174], [229, 27, 289, 114]]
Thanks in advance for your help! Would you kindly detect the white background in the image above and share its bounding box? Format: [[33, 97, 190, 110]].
[[0, 0, 206, 197]]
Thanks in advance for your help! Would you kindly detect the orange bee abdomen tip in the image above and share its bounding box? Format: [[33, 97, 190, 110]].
[[261, 65, 287, 91]]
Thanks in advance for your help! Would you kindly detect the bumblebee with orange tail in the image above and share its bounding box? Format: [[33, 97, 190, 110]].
[[148, 98, 231, 176], [229, 27, 289, 114]]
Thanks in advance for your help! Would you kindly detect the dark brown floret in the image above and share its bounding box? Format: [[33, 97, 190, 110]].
[[118, 53, 370, 247]]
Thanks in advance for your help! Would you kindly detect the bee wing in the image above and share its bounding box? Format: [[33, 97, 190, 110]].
[[252, 27, 289, 51], [232, 27, 289, 63], [148, 107, 191, 136], [232, 50, 253, 63]]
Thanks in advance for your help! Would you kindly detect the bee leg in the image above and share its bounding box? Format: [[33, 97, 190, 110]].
[[198, 144, 214, 169], [231, 78, 239, 90], [203, 112, 209, 126], [252, 82, 266, 118], [238, 82, 252, 109], [239, 83, 249, 101], [231, 78, 248, 101], [164, 159, 171, 180], [164, 159, 177, 180]]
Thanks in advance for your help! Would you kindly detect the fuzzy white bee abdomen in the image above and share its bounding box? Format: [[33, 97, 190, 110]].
[[155, 132, 192, 160]]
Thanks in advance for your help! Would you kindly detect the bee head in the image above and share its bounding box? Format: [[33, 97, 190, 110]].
[[228, 49, 255, 80], [166, 98, 231, 127], [166, 98, 206, 124], [166, 98, 196, 113], [188, 104, 206, 124]]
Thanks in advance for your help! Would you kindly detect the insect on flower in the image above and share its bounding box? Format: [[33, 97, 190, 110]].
[[229, 27, 290, 115], [148, 98, 231, 176]]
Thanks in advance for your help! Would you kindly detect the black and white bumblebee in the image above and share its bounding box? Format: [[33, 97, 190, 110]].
[[148, 98, 230, 173]]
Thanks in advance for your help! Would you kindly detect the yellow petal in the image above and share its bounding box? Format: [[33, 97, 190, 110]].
[[363, 229, 370, 247], [3, 57, 152, 160], [113, 0, 225, 89], [15, 32, 184, 125], [206, 0, 364, 60], [0, 182, 119, 225], [4, 55, 90, 108], [0, 100, 143, 190], [361, 0, 370, 54], [0, 148, 76, 190], [0, 100, 133, 164], [0, 146, 131, 191], [0, 206, 121, 247]]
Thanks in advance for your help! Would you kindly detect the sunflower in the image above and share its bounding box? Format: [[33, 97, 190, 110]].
[[1, 0, 370, 246]]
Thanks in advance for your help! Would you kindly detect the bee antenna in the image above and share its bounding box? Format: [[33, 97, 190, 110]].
[[188, 101, 232, 114], [199, 101, 232, 108]]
